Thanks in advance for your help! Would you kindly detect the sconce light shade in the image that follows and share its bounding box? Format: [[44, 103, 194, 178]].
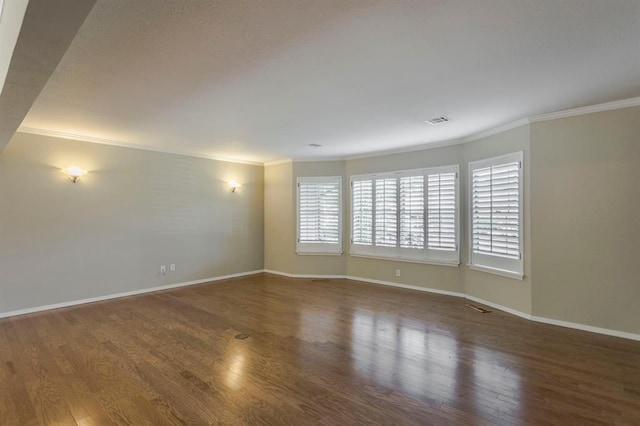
[[62, 166, 88, 183], [229, 181, 241, 192]]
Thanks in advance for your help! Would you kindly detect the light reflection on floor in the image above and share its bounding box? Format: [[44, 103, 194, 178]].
[[225, 351, 246, 390], [471, 345, 522, 418], [351, 310, 458, 402], [349, 308, 523, 415], [300, 308, 337, 343], [295, 298, 524, 419]]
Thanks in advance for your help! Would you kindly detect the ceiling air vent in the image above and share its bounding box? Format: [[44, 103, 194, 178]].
[[426, 116, 451, 125]]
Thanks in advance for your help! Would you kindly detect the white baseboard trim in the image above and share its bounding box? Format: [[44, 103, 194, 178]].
[[348, 277, 532, 319], [345, 275, 464, 298], [263, 269, 347, 279], [261, 270, 640, 341], [6, 269, 638, 342], [0, 269, 264, 319], [264, 269, 464, 298], [530, 315, 640, 342], [464, 295, 532, 320]]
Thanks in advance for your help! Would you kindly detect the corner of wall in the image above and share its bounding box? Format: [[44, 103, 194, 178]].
[[460, 123, 533, 316], [264, 161, 295, 273]]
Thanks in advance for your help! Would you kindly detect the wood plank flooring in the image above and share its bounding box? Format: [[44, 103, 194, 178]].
[[0, 273, 639, 425]]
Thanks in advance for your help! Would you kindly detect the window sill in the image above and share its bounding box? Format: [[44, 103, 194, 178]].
[[349, 253, 459, 267], [467, 264, 524, 280]]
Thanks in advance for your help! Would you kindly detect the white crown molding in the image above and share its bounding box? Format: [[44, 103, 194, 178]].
[[462, 118, 530, 144], [17, 126, 264, 166], [345, 96, 640, 162], [290, 156, 349, 162], [529, 96, 640, 123], [18, 97, 640, 166], [345, 137, 465, 162], [264, 158, 293, 167], [0, 269, 264, 319]]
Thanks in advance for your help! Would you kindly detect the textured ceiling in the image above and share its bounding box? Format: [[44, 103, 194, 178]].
[[19, 0, 640, 163]]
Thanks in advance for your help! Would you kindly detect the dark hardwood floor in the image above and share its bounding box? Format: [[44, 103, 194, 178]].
[[0, 273, 639, 425]]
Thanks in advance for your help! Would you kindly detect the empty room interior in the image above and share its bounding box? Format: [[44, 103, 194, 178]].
[[1, 0, 639, 424]]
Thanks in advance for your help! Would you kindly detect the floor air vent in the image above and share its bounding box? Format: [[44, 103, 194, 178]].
[[466, 304, 492, 314]]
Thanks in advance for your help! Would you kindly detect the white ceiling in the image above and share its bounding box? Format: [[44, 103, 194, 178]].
[[18, 0, 640, 164]]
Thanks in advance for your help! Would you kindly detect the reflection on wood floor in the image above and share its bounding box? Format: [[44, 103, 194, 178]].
[[0, 273, 639, 424]]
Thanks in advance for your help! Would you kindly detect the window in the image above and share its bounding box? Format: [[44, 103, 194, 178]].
[[297, 176, 342, 254], [469, 152, 523, 278], [350, 165, 459, 265]]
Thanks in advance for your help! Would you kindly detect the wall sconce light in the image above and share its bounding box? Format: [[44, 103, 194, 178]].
[[229, 181, 241, 192], [62, 166, 88, 183]]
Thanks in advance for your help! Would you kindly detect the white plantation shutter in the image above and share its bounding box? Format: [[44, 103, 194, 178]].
[[375, 178, 398, 248], [471, 164, 519, 257], [400, 175, 425, 250], [352, 180, 373, 245], [350, 165, 459, 264], [469, 152, 523, 277], [426, 169, 459, 263], [297, 177, 342, 254], [428, 172, 457, 250]]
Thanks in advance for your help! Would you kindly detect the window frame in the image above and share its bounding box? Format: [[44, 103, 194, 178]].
[[468, 151, 524, 279], [350, 165, 460, 266], [296, 176, 343, 255]]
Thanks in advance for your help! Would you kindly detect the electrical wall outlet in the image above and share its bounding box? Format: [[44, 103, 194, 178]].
[[170, 264, 175, 272], [395, 269, 401, 277], [160, 265, 166, 274]]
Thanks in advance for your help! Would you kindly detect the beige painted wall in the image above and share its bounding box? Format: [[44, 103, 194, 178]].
[[461, 125, 532, 315], [0, 132, 264, 314], [291, 161, 347, 275], [264, 161, 295, 273], [7, 105, 637, 337], [264, 108, 639, 335], [263, 161, 347, 275], [346, 145, 464, 293], [530, 106, 640, 334]]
